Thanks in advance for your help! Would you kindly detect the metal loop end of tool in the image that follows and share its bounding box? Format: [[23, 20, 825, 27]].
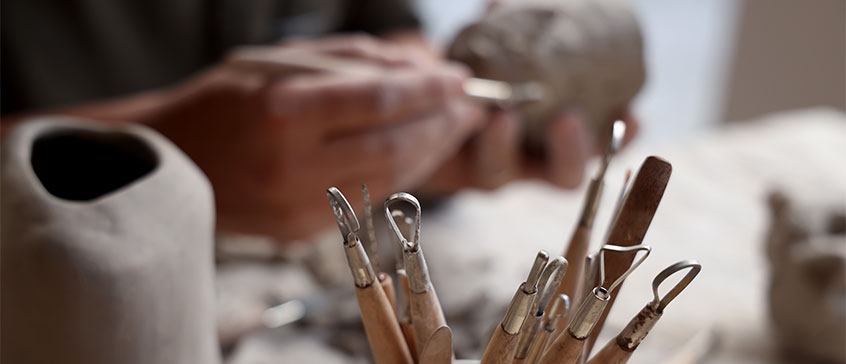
[[502, 251, 550, 335], [544, 294, 571, 332], [326, 187, 375, 288], [533, 257, 568, 316], [615, 260, 701, 351], [568, 287, 611, 340], [384, 192, 422, 253], [515, 257, 567, 359], [599, 244, 652, 292], [326, 187, 360, 243], [385, 192, 430, 293], [651, 260, 702, 313]]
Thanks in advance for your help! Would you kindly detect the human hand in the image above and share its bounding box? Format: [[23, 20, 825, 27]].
[[147, 36, 485, 241], [282, 34, 642, 197], [419, 108, 640, 195]]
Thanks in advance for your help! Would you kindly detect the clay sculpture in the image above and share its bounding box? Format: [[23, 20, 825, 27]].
[[448, 0, 646, 154]]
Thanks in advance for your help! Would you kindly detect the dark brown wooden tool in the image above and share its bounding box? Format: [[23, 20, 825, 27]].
[[583, 156, 672, 355]]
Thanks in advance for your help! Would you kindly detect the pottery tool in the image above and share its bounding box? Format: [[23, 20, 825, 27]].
[[480, 251, 549, 364], [392, 209, 420, 362], [537, 245, 651, 364], [514, 257, 568, 363], [420, 326, 454, 364], [576, 170, 633, 328], [326, 187, 413, 364], [385, 192, 452, 359], [524, 294, 571, 364], [549, 121, 627, 321], [582, 156, 672, 354], [587, 260, 701, 364], [362, 184, 399, 314], [228, 46, 544, 107]]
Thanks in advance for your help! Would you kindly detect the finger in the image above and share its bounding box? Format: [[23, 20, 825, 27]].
[[472, 109, 522, 189], [322, 99, 485, 189], [282, 34, 422, 68], [546, 111, 594, 189], [267, 66, 469, 133]]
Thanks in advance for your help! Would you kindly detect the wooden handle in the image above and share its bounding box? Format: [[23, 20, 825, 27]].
[[585, 156, 672, 354], [419, 326, 454, 364], [409, 288, 450, 358], [481, 325, 521, 364], [537, 332, 586, 364], [549, 224, 591, 330], [397, 271, 420, 361], [356, 284, 414, 364], [401, 321, 419, 363], [586, 338, 632, 364], [379, 273, 398, 316], [524, 328, 554, 364]]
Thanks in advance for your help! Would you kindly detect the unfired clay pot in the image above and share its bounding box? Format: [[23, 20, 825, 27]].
[[1, 117, 220, 364]]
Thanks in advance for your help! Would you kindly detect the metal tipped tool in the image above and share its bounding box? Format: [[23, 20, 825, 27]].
[[525, 294, 572, 364], [514, 257, 569, 361], [537, 245, 651, 364], [580, 120, 627, 228], [385, 192, 451, 359], [551, 120, 628, 327], [480, 251, 549, 364], [587, 261, 701, 364], [326, 187, 413, 364], [229, 46, 543, 106], [463, 77, 546, 107], [327, 187, 375, 288]]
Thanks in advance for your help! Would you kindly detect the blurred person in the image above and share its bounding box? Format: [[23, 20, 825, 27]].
[[1, 0, 638, 241]]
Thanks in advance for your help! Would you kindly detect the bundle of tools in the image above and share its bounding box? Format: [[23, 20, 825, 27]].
[[325, 123, 702, 364]]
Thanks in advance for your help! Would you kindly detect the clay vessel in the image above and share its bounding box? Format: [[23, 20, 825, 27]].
[[1, 117, 220, 364]]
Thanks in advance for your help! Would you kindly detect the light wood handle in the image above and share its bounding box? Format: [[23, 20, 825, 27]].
[[586, 338, 631, 364], [524, 328, 553, 364], [356, 284, 414, 364], [397, 272, 420, 362], [401, 322, 419, 363], [481, 326, 520, 364], [419, 326, 454, 364], [585, 156, 672, 354], [379, 273, 398, 316], [409, 288, 449, 356], [537, 333, 586, 364]]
